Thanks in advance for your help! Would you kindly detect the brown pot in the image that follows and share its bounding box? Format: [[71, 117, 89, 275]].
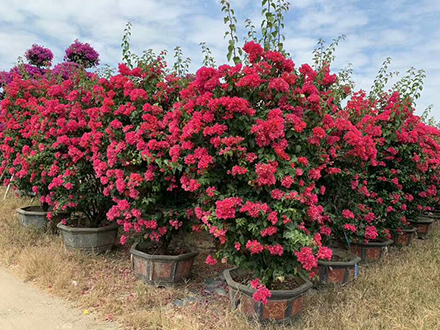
[[349, 237, 393, 263], [223, 267, 312, 322], [315, 249, 361, 285], [410, 216, 434, 239], [130, 243, 198, 286], [392, 227, 417, 247]]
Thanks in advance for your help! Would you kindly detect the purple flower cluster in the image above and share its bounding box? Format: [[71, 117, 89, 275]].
[[0, 71, 11, 88], [9, 64, 44, 79], [64, 40, 100, 68], [25, 44, 54, 68], [51, 62, 80, 80]]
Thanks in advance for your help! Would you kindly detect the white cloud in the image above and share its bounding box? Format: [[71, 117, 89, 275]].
[[0, 0, 438, 120]]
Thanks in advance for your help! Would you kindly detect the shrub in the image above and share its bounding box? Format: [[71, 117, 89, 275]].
[[25, 44, 54, 68], [90, 57, 194, 251], [176, 42, 346, 298], [64, 40, 100, 68]]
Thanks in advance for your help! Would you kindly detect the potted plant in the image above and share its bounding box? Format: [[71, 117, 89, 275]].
[[0, 59, 56, 230], [1, 43, 118, 250], [91, 54, 197, 284], [176, 41, 341, 321]]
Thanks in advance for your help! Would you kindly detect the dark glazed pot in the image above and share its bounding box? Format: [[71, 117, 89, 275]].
[[223, 267, 312, 322], [349, 238, 393, 263], [392, 227, 417, 247], [410, 216, 434, 239], [17, 206, 68, 231], [57, 222, 119, 253], [130, 243, 198, 286], [315, 249, 361, 284]]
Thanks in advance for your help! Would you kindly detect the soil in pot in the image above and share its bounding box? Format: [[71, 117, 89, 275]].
[[224, 267, 312, 322], [233, 272, 302, 291], [135, 241, 190, 256], [349, 237, 393, 263], [314, 249, 361, 285], [130, 243, 198, 287]]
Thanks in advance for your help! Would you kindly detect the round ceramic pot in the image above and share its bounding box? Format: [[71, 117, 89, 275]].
[[130, 243, 198, 286], [410, 216, 434, 239], [223, 267, 312, 322], [392, 227, 417, 247], [315, 249, 361, 285], [57, 222, 119, 253], [349, 238, 393, 263]]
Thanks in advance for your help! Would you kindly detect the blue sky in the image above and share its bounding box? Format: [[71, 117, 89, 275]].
[[0, 0, 439, 119]]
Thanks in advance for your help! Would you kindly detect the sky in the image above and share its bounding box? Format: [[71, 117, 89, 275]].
[[0, 0, 439, 119]]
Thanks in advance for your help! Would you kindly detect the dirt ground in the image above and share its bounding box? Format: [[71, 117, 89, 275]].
[[0, 266, 121, 330]]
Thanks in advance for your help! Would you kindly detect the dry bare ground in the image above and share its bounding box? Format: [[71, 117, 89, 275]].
[[1, 187, 440, 330]]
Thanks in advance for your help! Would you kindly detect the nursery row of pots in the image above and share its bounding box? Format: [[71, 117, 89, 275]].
[[17, 205, 439, 322], [3, 38, 440, 325]]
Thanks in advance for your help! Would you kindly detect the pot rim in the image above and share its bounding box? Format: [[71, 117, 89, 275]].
[[411, 217, 434, 224], [57, 222, 119, 233], [17, 206, 70, 216], [223, 267, 312, 299], [17, 206, 48, 216], [317, 248, 361, 267], [396, 226, 417, 234], [350, 237, 393, 247], [130, 242, 199, 261]]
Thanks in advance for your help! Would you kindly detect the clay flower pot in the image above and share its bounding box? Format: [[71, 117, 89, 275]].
[[410, 215, 434, 239], [315, 249, 361, 285], [130, 243, 198, 286], [392, 227, 417, 247], [57, 222, 119, 254], [223, 267, 312, 322], [349, 237, 393, 263]]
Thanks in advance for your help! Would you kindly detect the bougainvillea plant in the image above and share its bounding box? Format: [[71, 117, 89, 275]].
[[50, 62, 81, 80], [64, 40, 100, 68], [90, 55, 195, 252], [25, 44, 54, 68], [0, 75, 54, 209], [328, 91, 440, 243], [0, 67, 113, 226], [174, 41, 348, 301]]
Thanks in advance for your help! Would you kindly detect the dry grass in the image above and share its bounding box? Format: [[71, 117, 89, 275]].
[[1, 187, 440, 329]]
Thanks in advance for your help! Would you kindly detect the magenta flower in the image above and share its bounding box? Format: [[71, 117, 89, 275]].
[[25, 44, 53, 68], [51, 62, 80, 80], [64, 40, 100, 68]]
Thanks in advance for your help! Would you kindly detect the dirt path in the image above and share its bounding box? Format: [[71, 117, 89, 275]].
[[0, 266, 122, 330]]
